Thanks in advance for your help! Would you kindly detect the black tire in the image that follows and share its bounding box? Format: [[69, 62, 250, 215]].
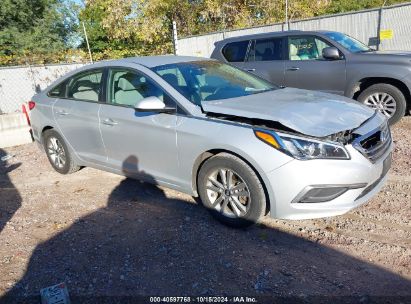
[[357, 83, 407, 125], [43, 129, 80, 174], [197, 153, 266, 228]]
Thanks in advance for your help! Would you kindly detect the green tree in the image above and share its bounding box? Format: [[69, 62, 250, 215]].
[[325, 0, 406, 14], [78, 0, 333, 57], [0, 0, 81, 64]]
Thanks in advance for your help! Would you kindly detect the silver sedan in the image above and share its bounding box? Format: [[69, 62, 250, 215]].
[[29, 56, 393, 227]]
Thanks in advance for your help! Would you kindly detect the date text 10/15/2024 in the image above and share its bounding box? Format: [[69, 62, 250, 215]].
[[149, 296, 258, 303]]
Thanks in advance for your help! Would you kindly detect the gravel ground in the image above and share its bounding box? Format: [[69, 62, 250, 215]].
[[0, 117, 410, 303]]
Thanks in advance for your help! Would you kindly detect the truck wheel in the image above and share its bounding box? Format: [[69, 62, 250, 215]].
[[43, 129, 80, 174], [357, 83, 406, 125], [197, 153, 266, 228]]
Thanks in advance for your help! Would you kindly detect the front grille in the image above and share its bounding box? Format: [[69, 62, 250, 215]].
[[352, 122, 392, 163]]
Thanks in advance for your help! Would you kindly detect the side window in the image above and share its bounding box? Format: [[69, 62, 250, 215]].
[[248, 38, 283, 61], [48, 81, 66, 98], [315, 38, 334, 59], [288, 36, 333, 61], [67, 70, 102, 101], [107, 69, 175, 108], [222, 40, 249, 62]]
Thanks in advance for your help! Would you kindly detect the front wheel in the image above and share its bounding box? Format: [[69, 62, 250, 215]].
[[357, 83, 407, 125], [197, 153, 266, 228], [43, 129, 80, 174]]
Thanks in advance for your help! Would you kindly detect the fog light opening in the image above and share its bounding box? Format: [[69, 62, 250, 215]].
[[294, 184, 367, 204]]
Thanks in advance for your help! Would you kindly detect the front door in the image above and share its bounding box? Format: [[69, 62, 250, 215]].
[[99, 68, 179, 186], [284, 35, 346, 95], [53, 69, 107, 165]]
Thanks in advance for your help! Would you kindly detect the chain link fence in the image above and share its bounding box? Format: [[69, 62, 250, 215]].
[[0, 63, 86, 114]]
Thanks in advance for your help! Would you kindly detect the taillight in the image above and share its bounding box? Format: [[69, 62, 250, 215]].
[[28, 101, 36, 110]]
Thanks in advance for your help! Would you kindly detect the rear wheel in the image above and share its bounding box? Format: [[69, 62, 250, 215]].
[[197, 153, 266, 228], [43, 129, 80, 174], [357, 83, 406, 125]]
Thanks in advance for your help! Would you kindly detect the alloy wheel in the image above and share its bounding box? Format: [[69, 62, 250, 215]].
[[363, 92, 397, 118], [47, 137, 66, 169], [205, 168, 251, 218]]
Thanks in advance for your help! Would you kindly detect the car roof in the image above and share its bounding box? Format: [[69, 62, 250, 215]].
[[91, 55, 211, 68], [217, 30, 335, 44], [43, 55, 213, 92]]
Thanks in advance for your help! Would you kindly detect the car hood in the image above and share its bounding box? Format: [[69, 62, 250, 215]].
[[201, 88, 375, 137]]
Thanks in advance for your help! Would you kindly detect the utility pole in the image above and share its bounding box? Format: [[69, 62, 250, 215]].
[[82, 22, 93, 63]]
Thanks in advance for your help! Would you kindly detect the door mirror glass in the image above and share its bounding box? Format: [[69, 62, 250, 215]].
[[322, 47, 341, 60], [135, 96, 175, 113]]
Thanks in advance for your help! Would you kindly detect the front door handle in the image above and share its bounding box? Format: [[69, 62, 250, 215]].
[[287, 67, 300, 71], [246, 68, 256, 72], [101, 118, 118, 126], [55, 110, 69, 116]]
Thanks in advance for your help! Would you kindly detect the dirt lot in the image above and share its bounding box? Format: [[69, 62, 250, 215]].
[[0, 118, 410, 302]]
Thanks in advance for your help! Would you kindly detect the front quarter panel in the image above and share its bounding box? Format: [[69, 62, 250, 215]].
[[175, 115, 294, 196]]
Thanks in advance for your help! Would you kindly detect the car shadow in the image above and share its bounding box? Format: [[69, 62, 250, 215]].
[[0, 148, 22, 234], [1, 155, 410, 303]]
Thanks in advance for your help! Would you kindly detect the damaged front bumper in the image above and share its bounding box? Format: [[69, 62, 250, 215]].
[[262, 115, 393, 220], [264, 143, 392, 220]]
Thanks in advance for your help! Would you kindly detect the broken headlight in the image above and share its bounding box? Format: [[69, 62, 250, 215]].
[[255, 130, 350, 160]]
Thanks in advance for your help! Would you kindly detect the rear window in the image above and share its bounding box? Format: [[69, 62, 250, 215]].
[[222, 40, 249, 62]]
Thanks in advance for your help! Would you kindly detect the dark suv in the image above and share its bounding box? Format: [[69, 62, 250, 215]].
[[211, 30, 411, 124]]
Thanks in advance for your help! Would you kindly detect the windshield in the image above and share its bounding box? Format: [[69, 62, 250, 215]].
[[324, 32, 372, 53], [151, 60, 277, 105]]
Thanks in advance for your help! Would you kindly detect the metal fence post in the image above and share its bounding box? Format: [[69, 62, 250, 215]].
[[285, 0, 288, 30], [172, 20, 179, 55], [377, 1, 388, 51], [377, 7, 383, 50]]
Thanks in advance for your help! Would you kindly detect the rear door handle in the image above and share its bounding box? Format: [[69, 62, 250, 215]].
[[287, 67, 300, 71], [101, 118, 118, 126], [246, 68, 256, 72], [55, 110, 69, 116]]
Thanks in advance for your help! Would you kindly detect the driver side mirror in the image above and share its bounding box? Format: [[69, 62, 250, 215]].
[[134, 96, 175, 114], [322, 47, 341, 60]]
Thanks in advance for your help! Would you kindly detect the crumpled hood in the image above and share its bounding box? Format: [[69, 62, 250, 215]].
[[202, 88, 375, 137]]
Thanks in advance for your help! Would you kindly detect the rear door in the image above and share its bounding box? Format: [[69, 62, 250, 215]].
[[242, 36, 286, 86], [284, 35, 346, 95], [52, 69, 107, 165]]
